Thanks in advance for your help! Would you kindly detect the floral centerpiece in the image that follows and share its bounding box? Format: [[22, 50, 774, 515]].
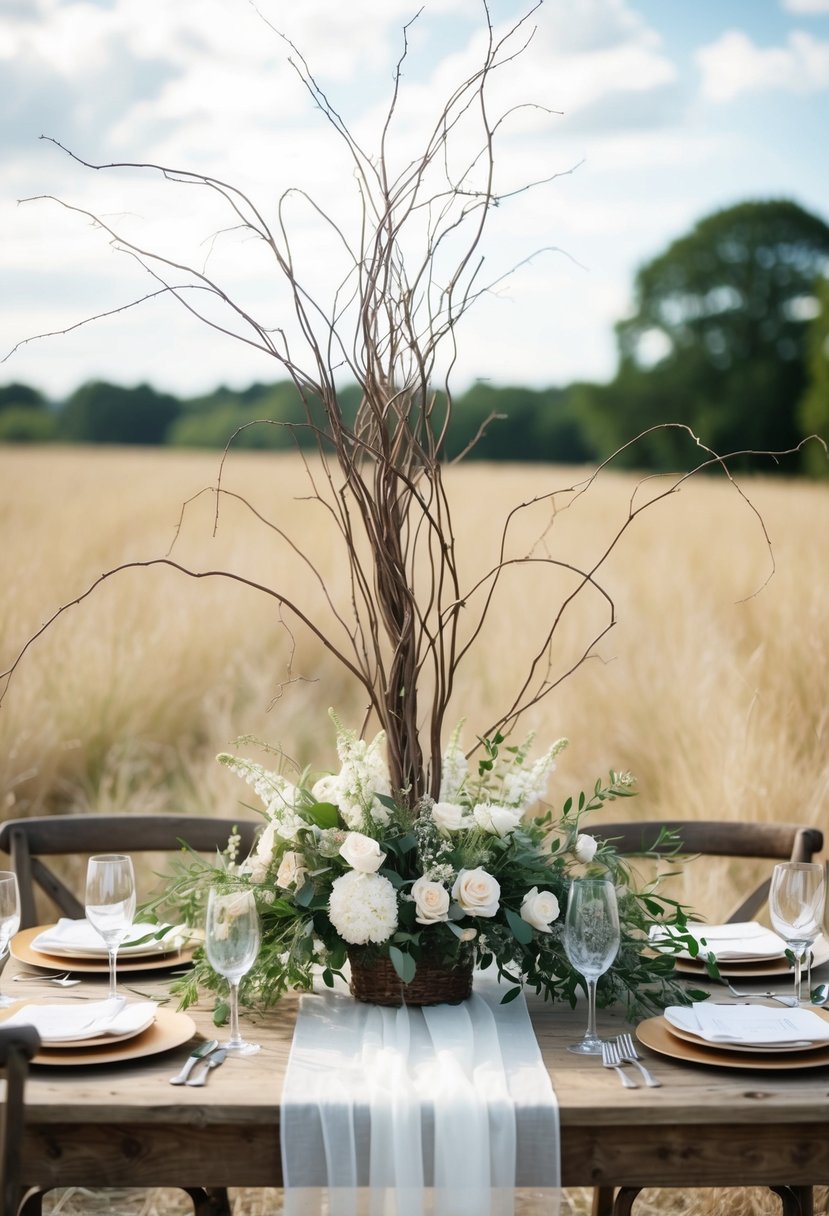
[[156, 715, 699, 1017]]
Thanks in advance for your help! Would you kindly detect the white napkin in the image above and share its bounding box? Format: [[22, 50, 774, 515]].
[[2, 998, 157, 1043], [33, 919, 187, 957], [650, 921, 786, 960], [665, 1002, 829, 1047]]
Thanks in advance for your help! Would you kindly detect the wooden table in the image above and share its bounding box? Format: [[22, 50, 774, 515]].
[[8, 963, 829, 1198]]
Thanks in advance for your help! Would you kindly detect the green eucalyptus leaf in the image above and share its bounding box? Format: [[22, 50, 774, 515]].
[[304, 801, 340, 829], [506, 907, 533, 945], [389, 945, 417, 984]]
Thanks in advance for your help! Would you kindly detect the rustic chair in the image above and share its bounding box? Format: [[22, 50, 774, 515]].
[[0, 812, 261, 1216], [0, 1025, 41, 1216], [583, 818, 824, 1216]]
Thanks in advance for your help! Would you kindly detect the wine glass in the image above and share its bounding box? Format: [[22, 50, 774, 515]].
[[85, 854, 137, 999], [205, 887, 261, 1055], [0, 871, 21, 1008], [769, 861, 825, 1005], [564, 877, 621, 1055]]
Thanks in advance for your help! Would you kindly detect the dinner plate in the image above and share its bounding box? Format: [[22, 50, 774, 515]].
[[26, 1007, 197, 1066], [11, 926, 195, 974], [673, 934, 829, 979], [637, 1015, 829, 1071], [0, 998, 157, 1049], [662, 1006, 829, 1055]]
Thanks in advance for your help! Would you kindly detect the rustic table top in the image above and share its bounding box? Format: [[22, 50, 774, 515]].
[[7, 955, 829, 1191]]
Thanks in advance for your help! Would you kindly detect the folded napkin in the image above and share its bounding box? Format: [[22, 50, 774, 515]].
[[33, 919, 187, 957], [650, 920, 786, 960], [2, 998, 157, 1043], [665, 1002, 829, 1047]]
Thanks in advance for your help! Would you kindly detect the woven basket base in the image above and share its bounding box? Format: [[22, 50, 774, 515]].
[[348, 952, 473, 1007]]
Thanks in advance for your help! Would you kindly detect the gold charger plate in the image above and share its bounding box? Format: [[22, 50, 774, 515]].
[[26, 1006, 197, 1066], [0, 998, 157, 1048], [11, 925, 195, 974], [673, 934, 829, 980], [663, 1006, 829, 1055], [637, 1015, 829, 1071]]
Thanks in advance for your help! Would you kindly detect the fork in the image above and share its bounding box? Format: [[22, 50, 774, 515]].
[[601, 1038, 637, 1088], [617, 1032, 661, 1087], [13, 970, 82, 987], [724, 980, 798, 1007]]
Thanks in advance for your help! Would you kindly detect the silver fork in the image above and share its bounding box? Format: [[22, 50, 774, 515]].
[[724, 980, 798, 1007], [12, 970, 82, 987], [601, 1038, 637, 1088], [617, 1032, 661, 1087]]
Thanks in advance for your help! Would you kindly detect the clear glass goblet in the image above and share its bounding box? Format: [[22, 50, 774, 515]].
[[85, 854, 137, 999], [564, 877, 621, 1055], [0, 871, 22, 1008], [205, 887, 261, 1055], [769, 861, 825, 1005]]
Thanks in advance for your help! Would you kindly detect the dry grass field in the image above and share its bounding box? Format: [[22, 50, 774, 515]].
[[1, 443, 828, 1216]]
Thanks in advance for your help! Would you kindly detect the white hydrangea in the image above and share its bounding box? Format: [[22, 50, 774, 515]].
[[328, 870, 398, 944]]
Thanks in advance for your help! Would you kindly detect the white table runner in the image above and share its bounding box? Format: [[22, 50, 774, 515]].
[[281, 970, 560, 1216]]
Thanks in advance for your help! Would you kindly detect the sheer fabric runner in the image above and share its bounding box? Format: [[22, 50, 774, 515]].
[[281, 970, 560, 1216]]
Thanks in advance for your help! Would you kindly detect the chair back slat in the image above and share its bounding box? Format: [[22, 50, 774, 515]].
[[0, 814, 261, 929], [583, 819, 823, 923]]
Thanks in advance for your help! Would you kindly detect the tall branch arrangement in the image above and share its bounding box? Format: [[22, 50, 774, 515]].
[[2, 4, 812, 808]]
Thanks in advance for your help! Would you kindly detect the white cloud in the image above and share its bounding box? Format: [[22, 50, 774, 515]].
[[697, 29, 829, 101], [782, 0, 829, 13]]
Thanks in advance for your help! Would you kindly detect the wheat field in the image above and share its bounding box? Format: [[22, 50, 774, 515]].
[[1, 444, 828, 1216]]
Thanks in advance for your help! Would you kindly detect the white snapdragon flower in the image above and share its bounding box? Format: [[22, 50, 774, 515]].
[[500, 737, 568, 810], [411, 876, 450, 924], [520, 887, 560, 932], [218, 752, 299, 813], [439, 721, 469, 802], [452, 868, 500, 917], [334, 727, 392, 828], [473, 803, 523, 837], [339, 832, 386, 873], [328, 871, 398, 944], [574, 834, 598, 864]]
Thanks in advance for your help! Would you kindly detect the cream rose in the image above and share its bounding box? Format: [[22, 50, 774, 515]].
[[276, 850, 308, 890], [574, 833, 598, 864], [451, 867, 500, 917], [520, 887, 560, 932], [339, 831, 386, 873], [411, 876, 450, 924], [431, 801, 467, 832], [473, 803, 523, 837]]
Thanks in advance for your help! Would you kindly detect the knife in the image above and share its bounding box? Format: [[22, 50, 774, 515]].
[[186, 1048, 228, 1086], [169, 1038, 220, 1085]]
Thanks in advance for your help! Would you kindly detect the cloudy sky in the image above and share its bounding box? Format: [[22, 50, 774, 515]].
[[2, 0, 829, 401]]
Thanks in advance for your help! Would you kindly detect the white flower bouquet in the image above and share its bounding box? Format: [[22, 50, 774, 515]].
[[157, 715, 700, 1016]]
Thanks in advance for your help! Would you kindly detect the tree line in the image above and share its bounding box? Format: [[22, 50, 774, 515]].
[[2, 200, 828, 474]]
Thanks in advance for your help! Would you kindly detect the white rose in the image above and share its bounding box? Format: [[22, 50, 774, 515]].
[[452, 867, 500, 918], [473, 803, 523, 837], [520, 887, 560, 933], [312, 774, 341, 803], [431, 801, 468, 832], [339, 831, 386, 872], [411, 876, 450, 924], [574, 833, 598, 864], [276, 850, 307, 890]]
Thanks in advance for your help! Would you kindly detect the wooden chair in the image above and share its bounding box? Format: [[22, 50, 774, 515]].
[[0, 812, 261, 1216], [0, 1025, 41, 1216], [0, 813, 260, 930], [583, 818, 824, 1216]]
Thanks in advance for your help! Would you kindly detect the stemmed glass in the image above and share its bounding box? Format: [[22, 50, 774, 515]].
[[769, 862, 825, 1005], [85, 854, 137, 999], [205, 887, 261, 1055], [0, 871, 22, 1008], [564, 878, 621, 1055]]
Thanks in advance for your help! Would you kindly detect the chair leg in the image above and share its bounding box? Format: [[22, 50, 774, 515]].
[[612, 1187, 641, 1216], [770, 1185, 813, 1216], [186, 1187, 232, 1216], [592, 1186, 616, 1216], [17, 1187, 45, 1216]]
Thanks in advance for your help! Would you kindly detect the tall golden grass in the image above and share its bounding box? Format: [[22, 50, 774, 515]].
[[2, 444, 828, 916], [2, 443, 827, 1214]]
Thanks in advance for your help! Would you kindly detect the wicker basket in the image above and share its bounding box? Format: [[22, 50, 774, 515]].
[[348, 949, 474, 1007]]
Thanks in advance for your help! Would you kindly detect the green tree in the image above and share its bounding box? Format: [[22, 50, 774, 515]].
[[449, 382, 594, 463], [58, 381, 181, 444], [0, 382, 48, 412], [798, 277, 829, 476], [588, 200, 829, 469]]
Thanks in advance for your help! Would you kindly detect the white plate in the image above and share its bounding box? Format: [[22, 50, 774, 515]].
[[0, 999, 157, 1048], [31, 920, 187, 960], [663, 1005, 829, 1054], [674, 934, 829, 979]]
